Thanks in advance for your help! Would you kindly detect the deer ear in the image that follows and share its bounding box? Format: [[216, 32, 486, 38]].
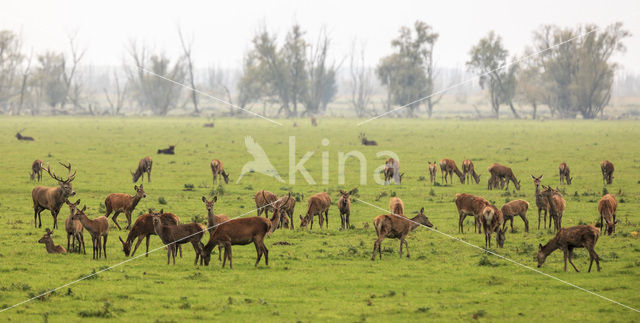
[[160, 209, 163, 214], [420, 207, 424, 214], [140, 184, 143, 189], [538, 244, 543, 251], [202, 196, 206, 202], [119, 236, 125, 244], [134, 185, 138, 191], [81, 205, 86, 211], [213, 196, 217, 202], [65, 199, 71, 205], [299, 215, 303, 220], [540, 175, 544, 180]]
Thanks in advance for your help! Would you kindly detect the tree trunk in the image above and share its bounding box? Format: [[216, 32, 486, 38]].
[[507, 100, 520, 119], [532, 100, 537, 120]]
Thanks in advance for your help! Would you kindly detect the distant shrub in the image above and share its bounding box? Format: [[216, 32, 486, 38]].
[[602, 187, 609, 196], [78, 302, 114, 318], [429, 189, 436, 197], [158, 197, 167, 205], [183, 184, 194, 191], [417, 176, 426, 182]]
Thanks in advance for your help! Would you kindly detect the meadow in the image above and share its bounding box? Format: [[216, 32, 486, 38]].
[[0, 117, 639, 322]]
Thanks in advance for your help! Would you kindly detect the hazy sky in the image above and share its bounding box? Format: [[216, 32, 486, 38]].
[[1, 0, 639, 72]]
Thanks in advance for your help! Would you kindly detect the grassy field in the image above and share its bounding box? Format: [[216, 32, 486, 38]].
[[0, 117, 639, 322]]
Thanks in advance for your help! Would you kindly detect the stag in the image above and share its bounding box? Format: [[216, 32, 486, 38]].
[[598, 194, 617, 235], [427, 161, 437, 184], [558, 162, 572, 185], [210, 159, 230, 184], [272, 193, 295, 230], [371, 207, 433, 260], [118, 210, 181, 257], [337, 189, 356, 229], [104, 185, 147, 230], [131, 156, 152, 183], [299, 192, 331, 229], [488, 163, 520, 190], [600, 160, 614, 185], [38, 229, 66, 254], [30, 159, 43, 181], [73, 205, 109, 260], [359, 133, 377, 146], [64, 199, 85, 254], [439, 159, 465, 184], [462, 159, 481, 184], [31, 162, 77, 229], [157, 145, 175, 155], [255, 190, 278, 218], [200, 217, 272, 268], [537, 225, 601, 272], [531, 175, 549, 229]]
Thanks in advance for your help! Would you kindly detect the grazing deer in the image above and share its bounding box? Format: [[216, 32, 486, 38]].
[[487, 173, 504, 190], [131, 156, 152, 183], [371, 207, 433, 260], [598, 194, 617, 235], [299, 192, 331, 229], [118, 210, 181, 257], [30, 159, 43, 181], [427, 161, 437, 184], [255, 190, 278, 218], [16, 130, 35, 141], [462, 159, 481, 184], [337, 189, 355, 229], [210, 159, 230, 185], [501, 200, 530, 233], [359, 133, 377, 146], [203, 122, 214, 128], [531, 175, 549, 229], [152, 211, 205, 265], [311, 116, 318, 127], [64, 199, 85, 254], [488, 163, 520, 190], [104, 185, 147, 230], [558, 162, 572, 185], [157, 145, 175, 155], [600, 160, 614, 185], [73, 205, 109, 260], [480, 205, 506, 248], [38, 229, 66, 253], [454, 193, 490, 234], [541, 186, 566, 232], [389, 197, 405, 216], [384, 158, 403, 185], [273, 193, 296, 230], [439, 159, 465, 184], [202, 196, 229, 260], [31, 162, 77, 229], [537, 225, 601, 272], [200, 217, 272, 268]]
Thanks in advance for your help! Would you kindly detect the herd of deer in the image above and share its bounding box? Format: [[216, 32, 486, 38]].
[[29, 154, 618, 273]]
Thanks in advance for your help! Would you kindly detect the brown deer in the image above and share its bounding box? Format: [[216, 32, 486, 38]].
[[273, 193, 296, 230], [38, 229, 66, 254], [200, 217, 272, 268], [384, 158, 403, 185], [598, 194, 617, 235], [371, 207, 433, 260], [462, 159, 481, 184], [337, 189, 355, 229], [299, 192, 331, 229], [73, 205, 109, 260], [558, 162, 572, 185], [439, 159, 465, 184], [151, 211, 205, 265], [203, 122, 214, 128], [157, 145, 175, 155], [255, 190, 278, 218], [427, 161, 437, 184], [31, 162, 77, 229], [454, 193, 490, 234], [537, 225, 601, 272], [600, 160, 614, 185], [118, 210, 181, 257], [501, 199, 530, 233], [104, 185, 147, 230], [210, 159, 230, 184], [480, 205, 506, 248], [131, 156, 152, 183], [389, 197, 405, 216], [488, 163, 520, 190], [487, 173, 504, 190], [64, 199, 85, 254], [359, 133, 377, 146], [541, 186, 566, 232], [311, 116, 318, 127], [531, 175, 550, 229], [202, 196, 229, 260], [16, 130, 35, 141], [30, 159, 43, 181]]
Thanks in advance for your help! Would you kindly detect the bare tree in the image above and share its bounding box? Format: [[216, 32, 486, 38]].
[[177, 27, 199, 114], [103, 69, 128, 115], [304, 29, 338, 114], [349, 40, 373, 117], [61, 32, 86, 111], [0, 30, 24, 112]]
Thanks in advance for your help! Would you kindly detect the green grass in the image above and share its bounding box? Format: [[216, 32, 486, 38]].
[[1, 117, 639, 322]]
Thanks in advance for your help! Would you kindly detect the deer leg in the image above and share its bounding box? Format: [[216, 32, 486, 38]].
[[567, 249, 579, 272], [67, 233, 71, 252], [166, 245, 171, 265], [588, 246, 601, 272], [346, 210, 350, 229], [80, 232, 86, 254], [254, 240, 262, 267], [510, 218, 514, 232], [218, 245, 223, 261], [263, 242, 269, 266], [399, 239, 403, 257], [458, 213, 465, 233], [103, 235, 107, 259], [404, 239, 410, 258], [125, 211, 132, 229], [226, 242, 233, 269], [340, 212, 345, 229], [111, 211, 122, 230], [371, 237, 383, 260], [179, 245, 183, 258], [563, 248, 568, 272], [325, 210, 329, 229], [222, 244, 228, 268]]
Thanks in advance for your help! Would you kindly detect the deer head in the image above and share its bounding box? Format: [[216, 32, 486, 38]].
[[496, 227, 507, 248], [413, 207, 433, 228], [65, 199, 81, 217], [119, 236, 132, 256], [537, 244, 548, 267], [531, 174, 543, 190], [134, 184, 147, 199], [38, 229, 54, 244], [44, 162, 76, 197], [221, 171, 230, 184], [202, 196, 218, 214]]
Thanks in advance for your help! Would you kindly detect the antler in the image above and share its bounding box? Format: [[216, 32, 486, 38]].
[[58, 162, 76, 182], [43, 162, 76, 182]]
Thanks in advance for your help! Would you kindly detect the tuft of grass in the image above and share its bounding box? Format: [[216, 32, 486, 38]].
[[78, 302, 114, 318], [158, 197, 167, 205]]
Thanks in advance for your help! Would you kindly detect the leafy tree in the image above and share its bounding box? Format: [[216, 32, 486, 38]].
[[36, 52, 67, 113], [304, 31, 337, 114], [282, 25, 308, 116]]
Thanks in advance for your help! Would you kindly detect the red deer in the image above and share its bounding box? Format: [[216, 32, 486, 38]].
[[157, 145, 175, 155], [118, 210, 181, 257], [131, 156, 152, 183], [384, 158, 403, 185], [273, 193, 296, 230], [427, 161, 437, 184], [64, 199, 85, 254], [151, 211, 205, 265], [480, 205, 506, 248], [531, 175, 550, 229], [210, 159, 230, 184], [454, 193, 490, 233], [72, 205, 109, 260], [541, 186, 566, 232], [202, 196, 229, 260], [255, 190, 278, 218], [104, 185, 147, 230], [462, 159, 481, 184], [501, 199, 530, 232], [439, 159, 465, 184], [371, 207, 433, 260], [389, 197, 405, 216], [558, 162, 572, 185], [30, 159, 43, 181], [359, 133, 377, 146], [203, 122, 214, 128], [38, 229, 66, 254], [200, 217, 272, 268], [488, 163, 520, 190], [337, 189, 355, 229], [16, 130, 34, 141], [31, 162, 77, 229], [311, 116, 318, 126], [299, 192, 331, 229], [600, 160, 614, 185], [598, 194, 617, 235], [487, 173, 504, 190], [537, 225, 601, 272]]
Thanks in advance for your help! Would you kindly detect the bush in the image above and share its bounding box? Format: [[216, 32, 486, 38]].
[[158, 197, 167, 205], [183, 184, 194, 191]]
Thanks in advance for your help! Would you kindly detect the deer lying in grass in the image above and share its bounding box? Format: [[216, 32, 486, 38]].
[[428, 161, 437, 184], [488, 163, 520, 190], [537, 225, 601, 272], [454, 193, 490, 234], [73, 205, 109, 260], [462, 159, 481, 184], [439, 159, 465, 184], [501, 199, 530, 233], [157, 145, 175, 155], [531, 175, 550, 229], [389, 197, 405, 216], [118, 210, 181, 257], [16, 130, 35, 141], [38, 229, 66, 254], [558, 162, 572, 185], [131, 156, 152, 183], [359, 133, 377, 146], [598, 194, 617, 235], [480, 205, 506, 248], [200, 217, 272, 268], [273, 193, 295, 230], [541, 186, 566, 232], [64, 199, 85, 254], [32, 162, 77, 229], [371, 207, 433, 260], [152, 210, 205, 265], [104, 185, 146, 230], [255, 190, 278, 218], [384, 158, 403, 185], [337, 189, 355, 229], [600, 160, 614, 185], [30, 159, 43, 181], [211, 159, 230, 184], [299, 192, 331, 229]]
